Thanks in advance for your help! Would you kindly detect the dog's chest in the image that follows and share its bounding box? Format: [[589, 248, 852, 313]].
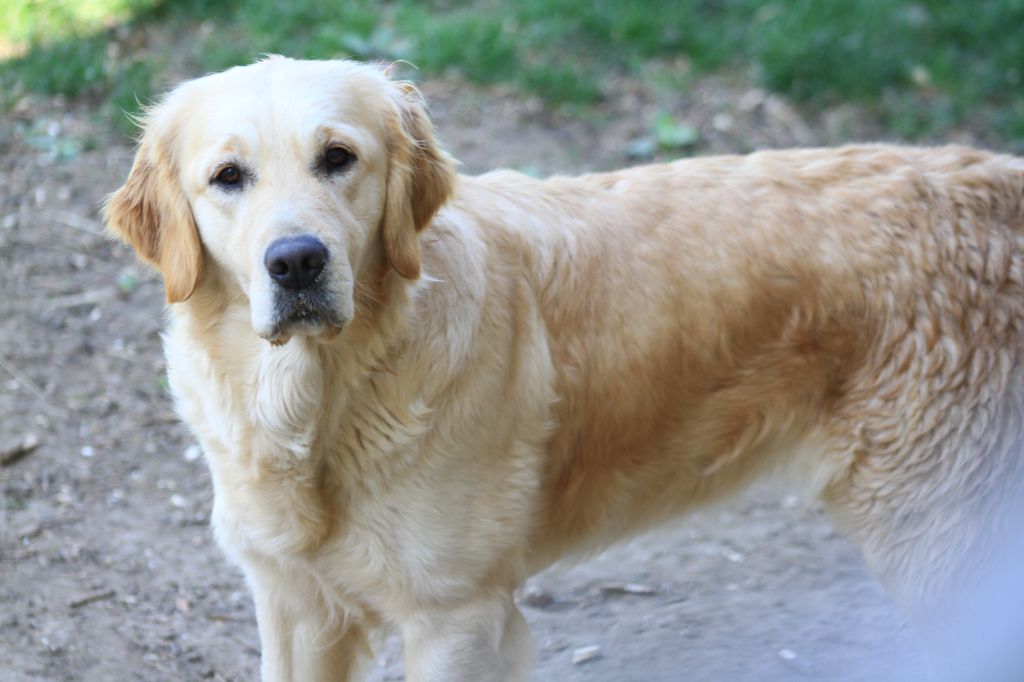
[[165, 327, 323, 547], [167, 328, 427, 563], [206, 380, 481, 605]]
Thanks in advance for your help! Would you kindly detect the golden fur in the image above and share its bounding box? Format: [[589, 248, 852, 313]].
[[106, 57, 1024, 681]]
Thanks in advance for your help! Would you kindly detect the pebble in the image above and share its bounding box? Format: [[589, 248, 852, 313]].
[[712, 112, 735, 132], [572, 645, 601, 665], [778, 648, 816, 676], [116, 271, 139, 294], [520, 584, 554, 609], [599, 582, 657, 596]]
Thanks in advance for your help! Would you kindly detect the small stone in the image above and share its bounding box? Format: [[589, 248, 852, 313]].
[[116, 270, 139, 295], [520, 584, 554, 609], [16, 523, 42, 540], [170, 494, 188, 509], [600, 582, 657, 596], [778, 648, 816, 675], [80, 445, 95, 458], [738, 88, 767, 112], [183, 445, 202, 462], [572, 645, 601, 665], [712, 112, 735, 132], [625, 136, 656, 159], [723, 549, 745, 563]]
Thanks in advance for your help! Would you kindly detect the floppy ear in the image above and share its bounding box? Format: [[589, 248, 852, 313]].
[[381, 82, 456, 279], [104, 125, 203, 304]]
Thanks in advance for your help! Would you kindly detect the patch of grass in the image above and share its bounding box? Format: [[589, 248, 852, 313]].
[[521, 63, 603, 105], [0, 0, 144, 47], [744, 0, 1024, 140], [398, 7, 518, 81], [2, 0, 1024, 145]]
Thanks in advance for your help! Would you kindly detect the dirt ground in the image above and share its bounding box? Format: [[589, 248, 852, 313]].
[[4, 71, 990, 681]]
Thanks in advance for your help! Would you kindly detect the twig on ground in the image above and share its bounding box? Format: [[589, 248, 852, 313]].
[[69, 590, 116, 609], [225, 632, 260, 657], [52, 211, 103, 236], [0, 353, 68, 418], [205, 613, 250, 623], [1, 433, 40, 467], [46, 288, 113, 310], [0, 354, 48, 403]]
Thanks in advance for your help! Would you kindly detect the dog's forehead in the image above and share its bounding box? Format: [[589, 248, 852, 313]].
[[172, 58, 393, 148]]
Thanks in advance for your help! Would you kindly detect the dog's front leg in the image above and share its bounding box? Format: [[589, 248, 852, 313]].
[[248, 566, 371, 682], [250, 575, 295, 682], [292, 616, 372, 682], [402, 594, 533, 682]]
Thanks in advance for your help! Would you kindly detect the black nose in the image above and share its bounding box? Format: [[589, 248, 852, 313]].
[[264, 236, 328, 290]]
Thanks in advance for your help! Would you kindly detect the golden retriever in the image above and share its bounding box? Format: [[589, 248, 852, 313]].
[[105, 56, 1024, 681]]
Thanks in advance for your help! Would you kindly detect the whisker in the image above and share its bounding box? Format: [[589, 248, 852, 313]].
[[354, 283, 385, 309]]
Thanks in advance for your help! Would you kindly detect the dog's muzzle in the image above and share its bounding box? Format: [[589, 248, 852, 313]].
[[262, 235, 345, 343]]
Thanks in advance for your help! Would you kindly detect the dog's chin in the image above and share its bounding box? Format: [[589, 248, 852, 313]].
[[255, 285, 350, 346], [261, 317, 346, 346], [259, 308, 347, 346]]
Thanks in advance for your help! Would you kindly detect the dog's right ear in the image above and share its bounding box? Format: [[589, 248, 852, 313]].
[[104, 121, 203, 304]]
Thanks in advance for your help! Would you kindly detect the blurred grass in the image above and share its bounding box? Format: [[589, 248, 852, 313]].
[[1, 0, 1023, 144]]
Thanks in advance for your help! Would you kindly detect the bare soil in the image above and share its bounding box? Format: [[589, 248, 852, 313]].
[[4, 72, 983, 681]]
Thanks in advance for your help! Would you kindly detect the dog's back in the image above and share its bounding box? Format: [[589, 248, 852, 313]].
[[459, 147, 1024, 646]]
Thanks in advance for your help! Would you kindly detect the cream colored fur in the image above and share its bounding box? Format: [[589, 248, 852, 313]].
[[106, 57, 1024, 681]]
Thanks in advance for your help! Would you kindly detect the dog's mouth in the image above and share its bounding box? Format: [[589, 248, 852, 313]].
[[261, 287, 346, 345]]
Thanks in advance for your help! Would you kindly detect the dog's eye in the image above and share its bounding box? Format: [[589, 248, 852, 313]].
[[213, 165, 242, 187], [324, 146, 354, 171]]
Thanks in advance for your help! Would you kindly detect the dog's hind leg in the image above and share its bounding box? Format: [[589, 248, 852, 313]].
[[821, 377, 1024, 680]]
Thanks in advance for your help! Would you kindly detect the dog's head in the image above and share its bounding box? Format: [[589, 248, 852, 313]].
[[105, 57, 455, 343]]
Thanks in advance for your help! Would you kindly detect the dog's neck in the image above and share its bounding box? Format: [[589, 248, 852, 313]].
[[161, 258, 445, 557], [171, 259, 424, 468]]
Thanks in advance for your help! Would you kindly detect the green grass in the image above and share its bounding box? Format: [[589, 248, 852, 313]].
[[2, 0, 1023, 145], [1, 0, 142, 46]]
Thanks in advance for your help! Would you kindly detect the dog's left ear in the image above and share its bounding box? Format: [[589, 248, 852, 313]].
[[381, 82, 456, 279], [104, 118, 203, 304]]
